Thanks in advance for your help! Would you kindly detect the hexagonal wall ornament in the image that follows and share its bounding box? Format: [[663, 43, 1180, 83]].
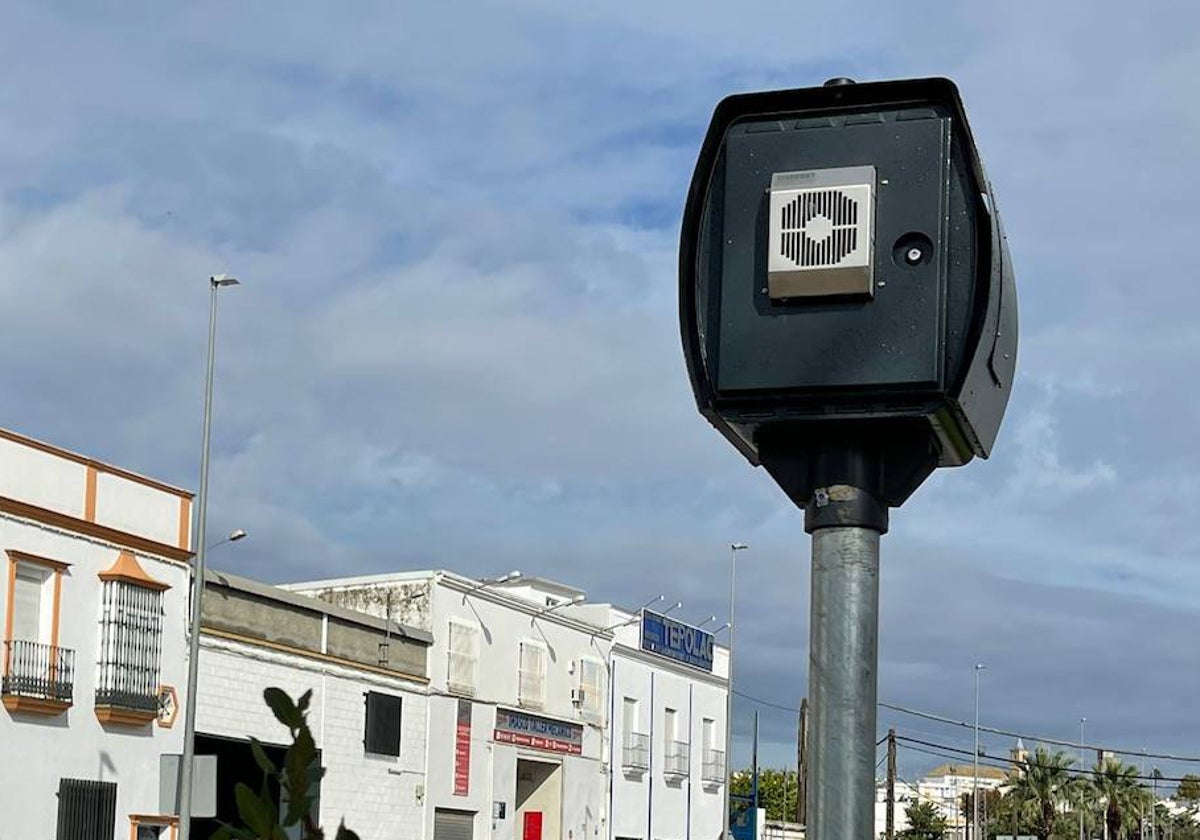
[[156, 685, 179, 729]]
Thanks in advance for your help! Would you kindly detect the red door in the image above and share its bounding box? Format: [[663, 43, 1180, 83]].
[[523, 812, 543, 840]]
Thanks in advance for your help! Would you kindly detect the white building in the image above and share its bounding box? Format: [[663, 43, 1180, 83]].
[[579, 601, 728, 840], [0, 427, 193, 839], [286, 571, 610, 840], [194, 569, 432, 839], [874, 762, 1006, 840], [285, 571, 729, 840]]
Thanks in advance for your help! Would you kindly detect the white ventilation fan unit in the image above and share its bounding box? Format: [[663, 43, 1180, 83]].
[[767, 165, 876, 299]]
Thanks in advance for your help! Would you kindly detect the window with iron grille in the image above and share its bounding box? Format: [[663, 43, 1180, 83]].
[[517, 640, 546, 709], [96, 580, 163, 713], [56, 778, 117, 840], [364, 691, 403, 756], [447, 620, 479, 695]]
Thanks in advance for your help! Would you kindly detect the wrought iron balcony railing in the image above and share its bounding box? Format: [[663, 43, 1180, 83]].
[[2, 639, 74, 703]]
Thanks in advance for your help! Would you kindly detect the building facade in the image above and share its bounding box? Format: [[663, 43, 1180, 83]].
[[0, 428, 193, 840], [287, 572, 612, 840], [286, 571, 730, 840], [874, 762, 1006, 840], [592, 603, 728, 840], [194, 569, 432, 839]]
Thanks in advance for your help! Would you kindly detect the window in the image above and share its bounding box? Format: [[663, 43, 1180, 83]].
[[576, 657, 606, 722], [3, 551, 72, 712], [447, 620, 479, 695], [621, 697, 648, 771], [702, 717, 724, 783], [96, 579, 164, 716], [364, 691, 403, 756], [12, 563, 50, 643], [517, 640, 547, 709], [663, 707, 688, 778], [56, 778, 117, 840]]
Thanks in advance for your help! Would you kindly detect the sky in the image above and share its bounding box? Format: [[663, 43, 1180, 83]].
[[2, 1, 1200, 782]]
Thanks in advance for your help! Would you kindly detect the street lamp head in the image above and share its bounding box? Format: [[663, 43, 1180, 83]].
[[211, 274, 240, 287], [229, 529, 247, 542], [664, 601, 683, 614], [731, 542, 748, 551], [975, 663, 986, 671]]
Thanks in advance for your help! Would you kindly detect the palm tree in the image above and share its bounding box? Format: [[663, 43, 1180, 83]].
[[1091, 757, 1150, 840], [1007, 747, 1077, 840]]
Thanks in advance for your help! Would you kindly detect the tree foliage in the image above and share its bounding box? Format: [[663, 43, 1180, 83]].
[[900, 800, 948, 840], [1005, 747, 1079, 840], [1179, 775, 1200, 804], [729, 768, 800, 822], [212, 688, 360, 840], [1091, 757, 1151, 840]]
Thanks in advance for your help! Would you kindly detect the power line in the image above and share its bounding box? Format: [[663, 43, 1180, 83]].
[[731, 689, 1200, 765], [883, 702, 1200, 765], [894, 735, 1196, 784]]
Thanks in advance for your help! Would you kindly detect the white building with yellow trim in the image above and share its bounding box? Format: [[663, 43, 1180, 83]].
[[0, 427, 193, 840]]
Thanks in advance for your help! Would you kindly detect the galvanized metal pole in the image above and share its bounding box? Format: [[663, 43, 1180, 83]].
[[1080, 717, 1087, 840], [886, 729, 896, 840], [807, 524, 880, 840], [178, 275, 237, 840], [723, 543, 747, 840], [974, 664, 985, 840]]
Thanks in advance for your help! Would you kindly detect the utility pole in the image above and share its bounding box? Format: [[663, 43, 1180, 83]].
[[886, 728, 896, 840], [797, 697, 808, 826]]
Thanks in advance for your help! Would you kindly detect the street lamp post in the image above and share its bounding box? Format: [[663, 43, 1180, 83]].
[[974, 664, 985, 840], [724, 543, 748, 840], [177, 273, 240, 840], [1080, 717, 1087, 840]]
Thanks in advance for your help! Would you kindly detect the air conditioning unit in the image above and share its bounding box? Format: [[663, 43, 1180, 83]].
[[571, 688, 588, 706]]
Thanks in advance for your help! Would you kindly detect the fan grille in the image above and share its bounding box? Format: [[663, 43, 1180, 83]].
[[779, 189, 860, 268]]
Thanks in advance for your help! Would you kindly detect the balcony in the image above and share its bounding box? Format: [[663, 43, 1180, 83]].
[[2, 640, 75, 715], [664, 740, 690, 779], [622, 732, 650, 772], [702, 748, 726, 784], [94, 686, 159, 726]]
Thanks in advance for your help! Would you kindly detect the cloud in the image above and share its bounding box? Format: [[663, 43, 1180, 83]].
[[1, 0, 1199, 776]]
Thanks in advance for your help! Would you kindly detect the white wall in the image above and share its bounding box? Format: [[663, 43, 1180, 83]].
[[0, 431, 191, 551], [609, 616, 729, 840], [287, 573, 614, 840], [197, 635, 429, 840], [0, 436, 87, 517], [0, 512, 189, 840], [424, 577, 610, 840], [94, 471, 182, 548]]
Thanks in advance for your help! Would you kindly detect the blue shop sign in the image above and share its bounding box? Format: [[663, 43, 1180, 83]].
[[641, 610, 714, 672]]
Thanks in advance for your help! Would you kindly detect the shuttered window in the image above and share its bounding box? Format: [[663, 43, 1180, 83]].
[[447, 620, 478, 695], [517, 640, 546, 709], [96, 580, 163, 712], [578, 657, 606, 721], [11, 564, 47, 642], [364, 691, 402, 756], [56, 778, 117, 840], [434, 809, 474, 840]]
